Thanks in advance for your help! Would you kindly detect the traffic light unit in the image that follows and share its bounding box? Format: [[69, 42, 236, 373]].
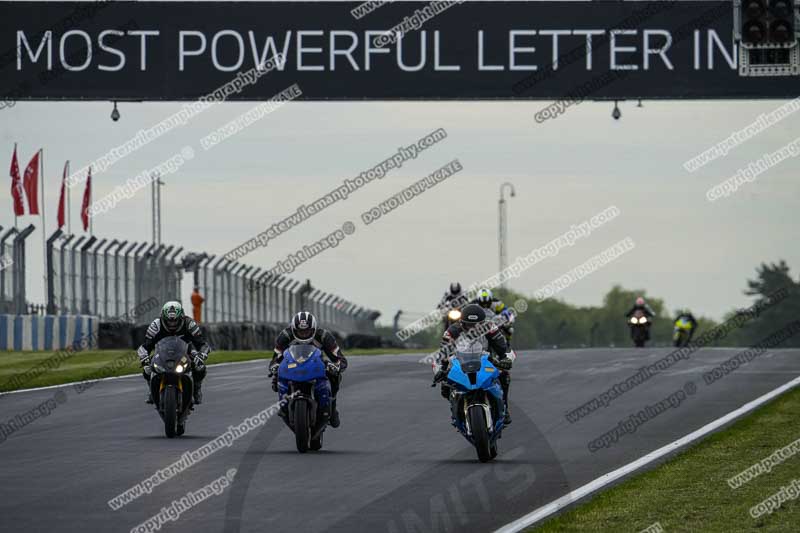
[[734, 0, 799, 76]]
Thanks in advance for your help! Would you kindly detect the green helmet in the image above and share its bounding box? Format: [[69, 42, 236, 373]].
[[161, 301, 184, 332]]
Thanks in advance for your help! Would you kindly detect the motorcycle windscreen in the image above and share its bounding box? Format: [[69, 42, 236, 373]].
[[279, 345, 326, 382], [287, 344, 317, 363], [454, 350, 484, 373], [447, 345, 490, 390], [153, 337, 190, 371]]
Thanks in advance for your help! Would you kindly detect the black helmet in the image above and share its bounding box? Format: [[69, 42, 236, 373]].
[[449, 282, 462, 295], [460, 304, 485, 332], [291, 311, 317, 343]]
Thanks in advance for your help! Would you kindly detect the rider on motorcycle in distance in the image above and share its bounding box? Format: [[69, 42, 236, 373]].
[[472, 288, 515, 346], [625, 296, 656, 320], [137, 301, 210, 405], [625, 296, 656, 345], [435, 303, 515, 424], [493, 301, 516, 346], [471, 288, 499, 313], [269, 312, 348, 428], [438, 282, 464, 310], [438, 282, 465, 332], [674, 309, 699, 342]]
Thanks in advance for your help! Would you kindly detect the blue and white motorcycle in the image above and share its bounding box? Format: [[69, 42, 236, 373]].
[[434, 343, 506, 462]]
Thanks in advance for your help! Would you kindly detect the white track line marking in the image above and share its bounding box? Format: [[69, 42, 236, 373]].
[[494, 374, 800, 533], [0, 358, 270, 397], [0, 352, 425, 397]]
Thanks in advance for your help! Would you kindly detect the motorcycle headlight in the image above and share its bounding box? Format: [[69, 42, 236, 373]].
[[629, 317, 638, 324], [639, 317, 648, 324], [448, 309, 462, 321], [175, 364, 185, 373]]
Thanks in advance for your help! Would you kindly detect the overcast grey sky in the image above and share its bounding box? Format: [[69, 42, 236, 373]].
[[2, 96, 798, 324]]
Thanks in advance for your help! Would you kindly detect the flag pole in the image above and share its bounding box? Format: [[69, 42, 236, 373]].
[[89, 168, 93, 236], [66, 161, 71, 235], [13, 142, 18, 229], [40, 148, 47, 301]]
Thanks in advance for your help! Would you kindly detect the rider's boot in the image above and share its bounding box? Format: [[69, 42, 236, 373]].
[[329, 399, 340, 428], [193, 382, 203, 405]]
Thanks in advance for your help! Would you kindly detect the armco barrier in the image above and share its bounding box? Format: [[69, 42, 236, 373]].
[[0, 314, 98, 351]]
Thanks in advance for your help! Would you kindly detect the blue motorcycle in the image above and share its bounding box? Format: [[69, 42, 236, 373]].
[[437, 347, 506, 462], [277, 344, 331, 453]]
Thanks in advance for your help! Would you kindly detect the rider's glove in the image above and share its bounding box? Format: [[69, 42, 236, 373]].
[[495, 358, 513, 371], [431, 358, 449, 385], [192, 351, 208, 369], [140, 354, 151, 374], [268, 361, 280, 393]]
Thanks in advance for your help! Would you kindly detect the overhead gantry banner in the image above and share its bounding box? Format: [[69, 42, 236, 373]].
[[1, 1, 797, 101]]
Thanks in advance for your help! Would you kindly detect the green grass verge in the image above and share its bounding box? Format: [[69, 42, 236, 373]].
[[0, 347, 428, 393], [531, 385, 800, 533]]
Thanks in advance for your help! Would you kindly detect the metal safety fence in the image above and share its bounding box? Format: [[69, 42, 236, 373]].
[[46, 230, 182, 323], [42, 231, 380, 335], [193, 255, 380, 334], [0, 224, 35, 315]]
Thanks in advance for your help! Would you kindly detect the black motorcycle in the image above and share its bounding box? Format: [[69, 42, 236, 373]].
[[149, 337, 194, 438], [628, 310, 651, 348]]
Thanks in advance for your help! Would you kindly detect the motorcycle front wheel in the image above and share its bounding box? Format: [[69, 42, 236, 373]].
[[163, 386, 177, 438], [294, 401, 311, 453], [468, 405, 492, 463]]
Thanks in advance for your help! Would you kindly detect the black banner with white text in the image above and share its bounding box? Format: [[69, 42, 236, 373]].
[[0, 1, 797, 101]]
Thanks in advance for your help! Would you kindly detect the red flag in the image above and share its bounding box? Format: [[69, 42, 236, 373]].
[[57, 161, 67, 228], [23, 150, 40, 215], [81, 168, 91, 231], [9, 146, 25, 216]]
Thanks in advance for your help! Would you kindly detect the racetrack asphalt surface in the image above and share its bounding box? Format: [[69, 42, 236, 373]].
[[1, 347, 799, 533]]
